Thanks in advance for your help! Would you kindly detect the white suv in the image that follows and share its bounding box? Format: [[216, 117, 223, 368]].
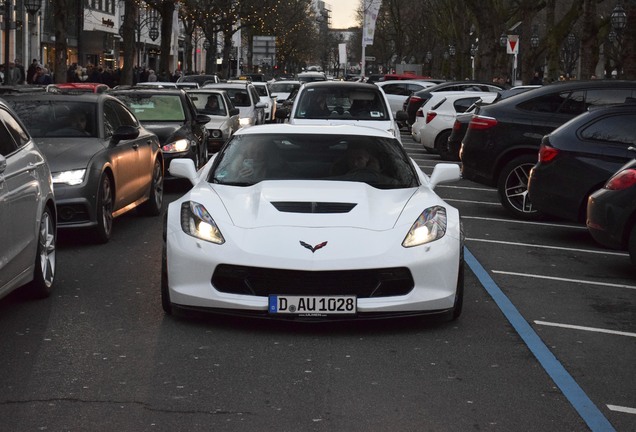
[[282, 81, 407, 143], [412, 91, 497, 159]]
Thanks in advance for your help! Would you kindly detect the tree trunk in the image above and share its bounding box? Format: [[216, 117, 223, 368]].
[[119, 0, 138, 85], [158, 0, 175, 77], [579, 0, 599, 80], [52, 0, 69, 83]]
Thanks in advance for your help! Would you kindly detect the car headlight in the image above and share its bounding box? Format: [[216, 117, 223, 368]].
[[180, 201, 225, 244], [162, 138, 190, 153], [239, 117, 254, 126], [52, 169, 86, 186], [402, 206, 447, 247], [209, 129, 222, 139]]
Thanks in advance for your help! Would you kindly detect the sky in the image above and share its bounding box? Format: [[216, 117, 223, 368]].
[[329, 0, 359, 29]]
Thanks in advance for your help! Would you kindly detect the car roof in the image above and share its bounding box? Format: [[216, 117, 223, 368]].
[[203, 82, 251, 89], [234, 123, 395, 138], [0, 92, 116, 103], [301, 81, 381, 91], [109, 87, 186, 95]]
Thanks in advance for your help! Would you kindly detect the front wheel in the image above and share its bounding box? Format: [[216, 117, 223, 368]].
[[141, 159, 164, 216], [94, 174, 114, 243], [435, 130, 452, 160], [27, 207, 56, 298], [497, 155, 542, 220]]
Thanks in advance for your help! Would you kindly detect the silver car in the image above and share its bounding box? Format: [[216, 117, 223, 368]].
[[187, 89, 240, 153], [0, 100, 56, 300]]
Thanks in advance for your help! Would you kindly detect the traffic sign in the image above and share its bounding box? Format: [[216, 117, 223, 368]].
[[507, 35, 519, 54]]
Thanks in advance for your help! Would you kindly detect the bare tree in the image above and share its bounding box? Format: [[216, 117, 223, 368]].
[[52, 0, 69, 83]]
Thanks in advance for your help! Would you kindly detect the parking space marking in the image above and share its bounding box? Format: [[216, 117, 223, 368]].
[[492, 271, 636, 290], [438, 185, 495, 192], [465, 248, 616, 432], [467, 238, 629, 257], [446, 199, 501, 205], [607, 405, 636, 415], [462, 215, 587, 230], [534, 321, 636, 338]]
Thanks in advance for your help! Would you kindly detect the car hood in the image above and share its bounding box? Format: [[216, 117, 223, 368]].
[[204, 117, 231, 130], [289, 118, 398, 137], [141, 122, 188, 144], [271, 92, 290, 100], [190, 180, 425, 231], [33, 137, 104, 172]]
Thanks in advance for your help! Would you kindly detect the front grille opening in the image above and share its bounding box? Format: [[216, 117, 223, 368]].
[[271, 201, 357, 213], [212, 265, 414, 298]]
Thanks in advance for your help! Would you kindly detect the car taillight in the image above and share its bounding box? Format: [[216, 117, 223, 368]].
[[416, 110, 424, 117], [426, 111, 437, 124], [538, 143, 559, 163], [453, 120, 461, 131], [605, 168, 636, 190], [408, 96, 423, 108], [468, 115, 497, 130]]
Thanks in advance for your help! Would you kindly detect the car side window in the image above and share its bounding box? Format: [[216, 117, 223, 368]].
[[580, 113, 636, 145], [0, 116, 18, 157], [382, 84, 406, 95], [103, 102, 121, 138], [250, 87, 260, 105], [518, 91, 572, 113], [112, 102, 139, 128], [454, 97, 480, 113], [0, 108, 29, 148], [585, 89, 635, 108]]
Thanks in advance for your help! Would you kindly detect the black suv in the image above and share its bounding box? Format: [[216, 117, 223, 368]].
[[110, 87, 211, 171], [460, 80, 636, 219]]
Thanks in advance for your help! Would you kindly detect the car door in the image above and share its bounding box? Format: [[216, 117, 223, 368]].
[[223, 93, 240, 133], [103, 100, 143, 210], [0, 110, 40, 291], [184, 93, 207, 157]]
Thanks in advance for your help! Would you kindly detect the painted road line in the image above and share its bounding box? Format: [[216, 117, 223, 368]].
[[462, 215, 587, 230], [465, 247, 616, 432], [467, 238, 629, 257], [607, 405, 636, 415], [493, 271, 636, 290], [446, 199, 502, 206], [438, 185, 495, 192], [534, 321, 636, 338]]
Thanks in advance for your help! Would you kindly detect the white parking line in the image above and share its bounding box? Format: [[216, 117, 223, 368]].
[[467, 238, 628, 256], [438, 185, 495, 192], [492, 270, 636, 289], [534, 321, 636, 338], [447, 199, 501, 205], [462, 215, 587, 230], [607, 405, 636, 415]]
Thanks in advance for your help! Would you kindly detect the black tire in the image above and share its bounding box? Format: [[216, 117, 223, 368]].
[[94, 174, 114, 243], [629, 223, 636, 267], [161, 242, 173, 315], [140, 159, 164, 216], [497, 154, 542, 220], [26, 206, 56, 298], [435, 130, 452, 160]]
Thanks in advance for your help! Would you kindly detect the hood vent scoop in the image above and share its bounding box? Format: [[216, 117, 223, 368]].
[[271, 201, 357, 214]]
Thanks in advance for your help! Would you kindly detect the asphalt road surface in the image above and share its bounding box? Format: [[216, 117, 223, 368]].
[[0, 132, 633, 431]]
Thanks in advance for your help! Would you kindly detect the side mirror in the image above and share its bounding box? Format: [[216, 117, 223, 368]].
[[112, 125, 140, 143], [255, 102, 267, 109], [275, 108, 289, 119], [196, 114, 211, 124], [429, 163, 461, 189], [169, 158, 198, 185], [230, 107, 240, 116]]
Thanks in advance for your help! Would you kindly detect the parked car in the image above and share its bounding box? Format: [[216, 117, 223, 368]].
[[376, 80, 437, 119], [460, 80, 636, 219], [177, 74, 220, 86], [162, 124, 464, 320], [277, 81, 407, 142], [0, 99, 56, 299], [412, 91, 497, 159], [109, 87, 210, 171], [203, 82, 266, 127], [4, 93, 164, 243], [269, 80, 301, 108], [46, 83, 110, 93], [403, 81, 504, 126], [527, 102, 636, 222], [296, 71, 327, 83], [186, 88, 240, 153], [252, 81, 276, 122], [587, 158, 636, 266]]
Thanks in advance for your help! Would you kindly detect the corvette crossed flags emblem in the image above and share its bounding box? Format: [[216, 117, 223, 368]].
[[299, 241, 328, 253]]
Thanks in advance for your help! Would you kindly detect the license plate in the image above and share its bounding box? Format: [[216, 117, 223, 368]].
[[268, 295, 356, 316]]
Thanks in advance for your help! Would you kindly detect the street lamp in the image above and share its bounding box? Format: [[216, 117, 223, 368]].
[[120, 7, 161, 67], [23, 0, 41, 14], [611, 5, 627, 31], [23, 0, 42, 70]]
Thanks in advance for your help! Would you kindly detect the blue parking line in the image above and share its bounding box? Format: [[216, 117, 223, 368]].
[[464, 247, 616, 432]]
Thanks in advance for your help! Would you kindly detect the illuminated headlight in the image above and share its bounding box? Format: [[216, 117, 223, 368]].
[[52, 169, 86, 186], [402, 206, 447, 247], [162, 138, 190, 153], [209, 129, 222, 138], [239, 117, 254, 126], [180, 201, 225, 244]]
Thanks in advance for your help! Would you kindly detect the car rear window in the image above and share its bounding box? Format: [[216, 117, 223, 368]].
[[116, 94, 186, 121], [7, 100, 97, 138], [294, 87, 389, 120]]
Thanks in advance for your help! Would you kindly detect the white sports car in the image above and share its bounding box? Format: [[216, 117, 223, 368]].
[[162, 124, 464, 321]]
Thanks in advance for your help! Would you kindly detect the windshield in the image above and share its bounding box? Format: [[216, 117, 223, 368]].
[[214, 88, 250, 107], [254, 85, 268, 97], [210, 133, 417, 189], [190, 92, 228, 116], [294, 87, 390, 120], [7, 101, 97, 138], [115, 94, 186, 121]]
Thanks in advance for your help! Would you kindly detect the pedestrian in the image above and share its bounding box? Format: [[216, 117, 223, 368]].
[[26, 59, 38, 84], [34, 65, 53, 85], [530, 71, 543, 85], [147, 69, 157, 82]]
